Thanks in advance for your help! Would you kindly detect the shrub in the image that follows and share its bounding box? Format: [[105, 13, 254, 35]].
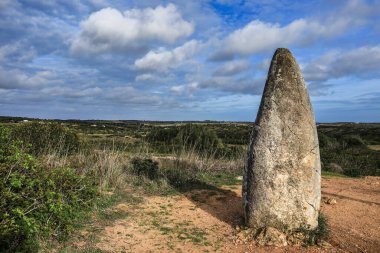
[[294, 213, 330, 246], [0, 126, 96, 252], [175, 124, 223, 153], [131, 158, 160, 180], [10, 122, 80, 156], [161, 161, 198, 188], [146, 127, 179, 144], [342, 135, 365, 148], [318, 132, 339, 149], [305, 214, 330, 245], [327, 163, 344, 173]]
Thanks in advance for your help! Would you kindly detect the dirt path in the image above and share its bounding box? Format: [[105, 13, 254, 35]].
[[76, 176, 380, 253], [321, 176, 380, 253]]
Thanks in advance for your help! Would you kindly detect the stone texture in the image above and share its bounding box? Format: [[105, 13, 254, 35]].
[[255, 227, 288, 247], [243, 48, 321, 231]]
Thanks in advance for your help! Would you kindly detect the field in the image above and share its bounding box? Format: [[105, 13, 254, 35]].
[[0, 116, 379, 252]]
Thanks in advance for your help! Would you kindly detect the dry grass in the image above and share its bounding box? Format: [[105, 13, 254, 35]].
[[368, 145, 380, 151]]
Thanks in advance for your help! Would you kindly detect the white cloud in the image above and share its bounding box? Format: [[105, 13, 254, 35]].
[[211, 0, 374, 59], [0, 44, 18, 62], [0, 42, 36, 63], [135, 73, 156, 82], [0, 0, 17, 10], [40, 85, 169, 106], [199, 76, 265, 95], [104, 86, 165, 105], [134, 40, 201, 71], [170, 82, 199, 96], [70, 4, 194, 55], [42, 86, 103, 98], [303, 44, 380, 82], [212, 19, 339, 59], [0, 67, 55, 89], [213, 59, 250, 76], [307, 82, 334, 96]]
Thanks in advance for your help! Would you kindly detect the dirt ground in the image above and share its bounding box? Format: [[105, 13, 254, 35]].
[[77, 176, 380, 253]]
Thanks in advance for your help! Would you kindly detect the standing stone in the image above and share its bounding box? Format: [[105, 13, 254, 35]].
[[243, 48, 321, 231]]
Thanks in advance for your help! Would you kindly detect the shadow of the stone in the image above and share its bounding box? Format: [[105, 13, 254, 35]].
[[172, 180, 244, 227]]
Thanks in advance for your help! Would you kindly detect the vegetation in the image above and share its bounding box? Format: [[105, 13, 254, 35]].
[[131, 158, 160, 180], [0, 126, 96, 252], [294, 214, 330, 246], [0, 116, 379, 251], [9, 122, 80, 156], [318, 125, 380, 177]]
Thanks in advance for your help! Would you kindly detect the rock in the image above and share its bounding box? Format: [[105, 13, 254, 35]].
[[287, 232, 305, 246], [255, 227, 288, 247], [243, 48, 321, 231], [317, 240, 333, 248], [326, 198, 337, 205]]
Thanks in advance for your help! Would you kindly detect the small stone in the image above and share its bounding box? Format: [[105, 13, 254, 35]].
[[327, 198, 337, 205], [235, 225, 240, 231], [255, 227, 288, 247], [317, 240, 332, 248], [287, 232, 305, 246]]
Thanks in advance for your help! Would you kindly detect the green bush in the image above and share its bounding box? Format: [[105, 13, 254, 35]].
[[0, 126, 96, 252], [131, 158, 160, 180], [342, 135, 365, 147], [318, 128, 380, 177], [145, 124, 224, 156], [146, 127, 179, 144], [175, 124, 223, 153], [318, 132, 339, 149], [10, 122, 80, 156]]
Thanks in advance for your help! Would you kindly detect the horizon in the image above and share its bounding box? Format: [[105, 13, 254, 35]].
[[1, 115, 379, 124], [1, 1, 379, 122]]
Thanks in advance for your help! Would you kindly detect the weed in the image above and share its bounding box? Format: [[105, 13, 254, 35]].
[[295, 213, 330, 245], [131, 157, 160, 179]]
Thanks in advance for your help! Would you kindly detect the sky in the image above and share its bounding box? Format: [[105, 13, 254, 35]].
[[0, 0, 379, 122]]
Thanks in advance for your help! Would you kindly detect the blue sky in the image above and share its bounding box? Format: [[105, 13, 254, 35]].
[[0, 0, 379, 122]]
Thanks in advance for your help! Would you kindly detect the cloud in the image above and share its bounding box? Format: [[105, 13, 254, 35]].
[[170, 82, 199, 96], [41, 86, 103, 98], [213, 59, 250, 76], [0, 42, 37, 63], [303, 44, 380, 82], [135, 73, 156, 82], [169, 75, 266, 97], [134, 40, 201, 71], [211, 0, 376, 60], [33, 85, 171, 107], [307, 82, 334, 96], [104, 86, 167, 105], [70, 4, 194, 55], [211, 19, 340, 60], [199, 76, 265, 95], [0, 67, 55, 89], [0, 43, 19, 62]]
